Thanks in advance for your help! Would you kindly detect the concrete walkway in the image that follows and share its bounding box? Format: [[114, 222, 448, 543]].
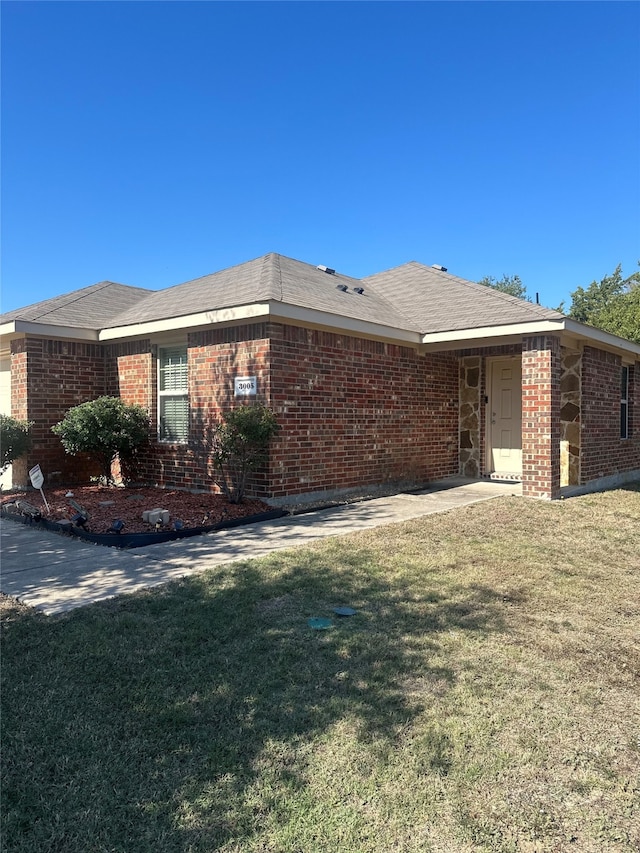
[[0, 478, 520, 615]]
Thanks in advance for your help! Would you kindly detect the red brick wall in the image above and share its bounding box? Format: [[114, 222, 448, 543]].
[[521, 335, 561, 499], [580, 347, 639, 483], [118, 323, 458, 496], [9, 346, 29, 486], [16, 329, 638, 501], [267, 324, 459, 497], [105, 340, 153, 408], [123, 325, 273, 493], [10, 336, 106, 485], [103, 322, 458, 497], [104, 340, 154, 483]]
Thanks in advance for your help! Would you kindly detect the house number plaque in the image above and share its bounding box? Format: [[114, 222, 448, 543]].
[[234, 376, 257, 396]]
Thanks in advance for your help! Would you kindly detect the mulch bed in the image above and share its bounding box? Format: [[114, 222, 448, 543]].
[[0, 486, 272, 535]]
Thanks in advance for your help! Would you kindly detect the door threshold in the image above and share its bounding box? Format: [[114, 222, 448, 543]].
[[484, 473, 522, 483]]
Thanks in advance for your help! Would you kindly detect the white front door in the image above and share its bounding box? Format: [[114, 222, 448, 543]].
[[489, 358, 522, 477]]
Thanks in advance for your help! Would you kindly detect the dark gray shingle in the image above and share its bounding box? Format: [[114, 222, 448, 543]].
[[1, 282, 153, 330], [106, 253, 418, 332], [3, 255, 564, 338], [363, 262, 564, 334]]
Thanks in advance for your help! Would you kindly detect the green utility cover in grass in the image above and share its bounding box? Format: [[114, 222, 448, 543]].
[[308, 617, 333, 630], [333, 606, 356, 616]]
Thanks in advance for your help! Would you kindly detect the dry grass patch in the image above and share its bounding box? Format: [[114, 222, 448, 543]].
[[2, 484, 639, 852]]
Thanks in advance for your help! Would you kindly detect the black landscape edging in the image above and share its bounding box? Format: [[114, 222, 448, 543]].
[[0, 507, 289, 549]]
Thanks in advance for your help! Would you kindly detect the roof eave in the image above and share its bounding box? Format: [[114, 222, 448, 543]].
[[0, 319, 99, 342], [421, 319, 566, 350], [562, 318, 640, 360], [268, 301, 421, 344], [421, 318, 640, 359], [99, 301, 422, 345], [99, 304, 274, 340]]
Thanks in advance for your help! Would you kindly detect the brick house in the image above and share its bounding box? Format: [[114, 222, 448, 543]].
[[1, 253, 638, 500]]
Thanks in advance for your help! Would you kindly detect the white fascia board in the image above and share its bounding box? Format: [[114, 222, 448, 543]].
[[563, 318, 640, 359], [0, 320, 99, 341], [99, 301, 421, 345], [0, 334, 12, 358], [421, 317, 640, 359], [99, 304, 272, 340], [421, 319, 566, 350], [267, 301, 421, 344]]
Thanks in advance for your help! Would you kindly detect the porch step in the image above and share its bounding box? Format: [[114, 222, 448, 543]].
[[485, 473, 522, 483]]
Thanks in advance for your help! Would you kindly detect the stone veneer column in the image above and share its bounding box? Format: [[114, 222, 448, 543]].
[[459, 357, 481, 477], [560, 348, 581, 486], [522, 335, 561, 499]]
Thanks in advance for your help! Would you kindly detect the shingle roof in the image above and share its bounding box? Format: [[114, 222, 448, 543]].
[[2, 254, 564, 338], [1, 281, 153, 329], [363, 262, 564, 334], [106, 253, 419, 332]]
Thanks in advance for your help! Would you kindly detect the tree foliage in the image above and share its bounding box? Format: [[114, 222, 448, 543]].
[[206, 404, 280, 504], [0, 415, 32, 475], [478, 274, 529, 301], [568, 263, 640, 343], [52, 396, 149, 484]]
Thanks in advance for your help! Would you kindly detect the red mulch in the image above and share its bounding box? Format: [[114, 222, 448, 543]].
[[0, 486, 272, 534]]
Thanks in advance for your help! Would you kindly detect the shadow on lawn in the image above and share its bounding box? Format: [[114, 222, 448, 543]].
[[2, 544, 509, 852]]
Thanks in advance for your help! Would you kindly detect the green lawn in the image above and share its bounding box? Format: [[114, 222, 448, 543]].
[[2, 485, 639, 852]]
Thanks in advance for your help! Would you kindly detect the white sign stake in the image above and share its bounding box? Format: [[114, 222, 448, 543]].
[[28, 464, 50, 513]]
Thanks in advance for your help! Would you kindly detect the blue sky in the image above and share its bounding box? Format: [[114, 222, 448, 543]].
[[2, 0, 639, 314]]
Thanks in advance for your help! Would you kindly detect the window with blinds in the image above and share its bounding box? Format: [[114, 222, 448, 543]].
[[158, 346, 188, 442]]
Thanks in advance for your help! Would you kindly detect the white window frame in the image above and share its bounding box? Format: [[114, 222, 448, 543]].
[[158, 345, 189, 444], [621, 365, 630, 440]]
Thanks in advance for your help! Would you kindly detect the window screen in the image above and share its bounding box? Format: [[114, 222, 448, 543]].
[[159, 346, 188, 442]]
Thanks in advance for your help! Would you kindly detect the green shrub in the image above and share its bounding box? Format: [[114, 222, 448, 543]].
[[52, 396, 149, 484], [0, 415, 32, 475], [208, 404, 280, 503]]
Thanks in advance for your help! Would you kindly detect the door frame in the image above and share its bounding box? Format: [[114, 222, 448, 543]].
[[485, 355, 523, 479]]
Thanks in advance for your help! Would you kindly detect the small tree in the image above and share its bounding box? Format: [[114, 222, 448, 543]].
[[52, 396, 149, 485], [0, 415, 32, 477], [478, 274, 530, 301], [208, 404, 280, 504], [568, 263, 640, 343]]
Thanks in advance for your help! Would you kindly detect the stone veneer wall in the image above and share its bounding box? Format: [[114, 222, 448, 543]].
[[456, 345, 522, 480], [560, 348, 581, 486], [459, 356, 481, 477]]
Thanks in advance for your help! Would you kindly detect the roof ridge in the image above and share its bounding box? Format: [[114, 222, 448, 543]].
[[363, 260, 421, 279], [367, 260, 563, 320], [140, 253, 275, 297], [2, 281, 146, 323], [428, 266, 564, 319], [275, 253, 283, 301], [260, 252, 283, 301]]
